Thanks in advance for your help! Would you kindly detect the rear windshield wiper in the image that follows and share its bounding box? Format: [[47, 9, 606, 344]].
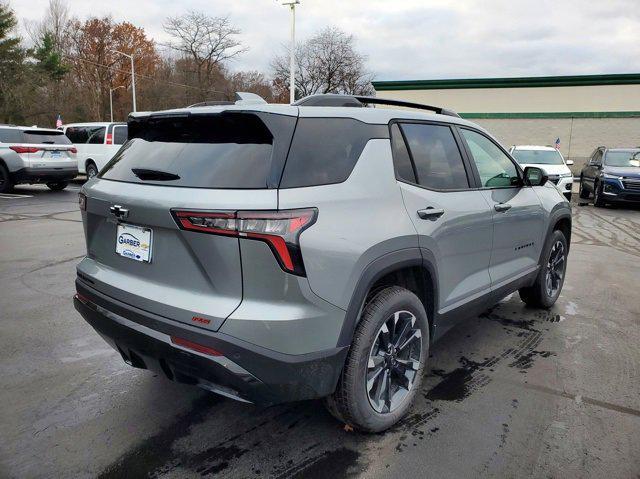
[[131, 168, 180, 181]]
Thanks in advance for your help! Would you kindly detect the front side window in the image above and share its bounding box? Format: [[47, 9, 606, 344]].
[[400, 123, 469, 190], [461, 129, 519, 188]]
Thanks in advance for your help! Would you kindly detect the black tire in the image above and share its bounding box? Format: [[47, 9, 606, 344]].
[[519, 230, 568, 308], [46, 181, 68, 191], [578, 177, 589, 199], [593, 180, 605, 207], [0, 164, 13, 193], [86, 162, 98, 179], [325, 286, 429, 432]]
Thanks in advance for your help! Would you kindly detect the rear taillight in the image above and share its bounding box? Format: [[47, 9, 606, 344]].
[[78, 192, 86, 211], [106, 133, 113, 145], [69, 147, 77, 154], [10, 146, 40, 154], [172, 208, 317, 276]]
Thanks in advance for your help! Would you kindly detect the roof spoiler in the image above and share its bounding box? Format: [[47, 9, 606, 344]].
[[293, 94, 460, 118], [187, 92, 268, 108]]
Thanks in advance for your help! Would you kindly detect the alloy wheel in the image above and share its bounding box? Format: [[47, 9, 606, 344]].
[[366, 310, 422, 414], [545, 240, 565, 298]]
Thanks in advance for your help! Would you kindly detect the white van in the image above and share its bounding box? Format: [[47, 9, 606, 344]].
[[63, 122, 128, 178]]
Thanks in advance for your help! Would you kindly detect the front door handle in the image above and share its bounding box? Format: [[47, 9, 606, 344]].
[[494, 203, 512, 212], [417, 207, 445, 220]]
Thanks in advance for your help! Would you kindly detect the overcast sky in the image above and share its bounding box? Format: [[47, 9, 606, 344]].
[[12, 0, 640, 81]]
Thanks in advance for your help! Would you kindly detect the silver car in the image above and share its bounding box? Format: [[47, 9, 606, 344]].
[[0, 125, 78, 192], [74, 94, 571, 432]]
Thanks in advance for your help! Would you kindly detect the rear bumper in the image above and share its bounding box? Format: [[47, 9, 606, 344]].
[[74, 279, 348, 405], [12, 167, 78, 183]]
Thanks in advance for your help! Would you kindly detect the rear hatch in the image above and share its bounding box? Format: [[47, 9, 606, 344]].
[[20, 130, 76, 168], [78, 109, 297, 331]]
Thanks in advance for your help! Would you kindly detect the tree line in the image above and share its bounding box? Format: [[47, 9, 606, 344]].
[[0, 0, 373, 127]]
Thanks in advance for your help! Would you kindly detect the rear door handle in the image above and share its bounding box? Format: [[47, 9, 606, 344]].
[[417, 207, 445, 220], [494, 203, 512, 212]]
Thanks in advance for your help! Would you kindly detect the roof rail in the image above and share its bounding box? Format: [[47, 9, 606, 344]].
[[188, 92, 268, 108], [294, 93, 460, 118]]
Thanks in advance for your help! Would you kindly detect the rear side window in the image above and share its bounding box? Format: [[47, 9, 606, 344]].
[[0, 128, 23, 143], [87, 127, 106, 144], [23, 130, 72, 145], [113, 126, 128, 145], [280, 118, 386, 188], [100, 112, 294, 189], [400, 123, 469, 190]]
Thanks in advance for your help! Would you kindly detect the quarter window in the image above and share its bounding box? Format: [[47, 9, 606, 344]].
[[461, 129, 520, 188], [390, 124, 416, 183], [400, 123, 469, 190]]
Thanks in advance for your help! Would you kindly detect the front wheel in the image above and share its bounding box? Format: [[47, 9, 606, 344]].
[[519, 230, 568, 308], [578, 177, 589, 199], [46, 181, 68, 191], [325, 286, 429, 432], [593, 181, 605, 207]]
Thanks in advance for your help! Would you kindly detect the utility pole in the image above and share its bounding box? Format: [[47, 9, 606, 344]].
[[113, 50, 137, 112], [281, 1, 300, 104], [109, 86, 125, 122]]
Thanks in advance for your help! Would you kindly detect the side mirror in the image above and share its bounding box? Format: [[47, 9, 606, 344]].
[[524, 166, 548, 187], [566, 159, 574, 166]]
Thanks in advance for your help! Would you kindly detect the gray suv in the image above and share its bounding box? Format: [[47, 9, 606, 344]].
[[74, 94, 571, 432]]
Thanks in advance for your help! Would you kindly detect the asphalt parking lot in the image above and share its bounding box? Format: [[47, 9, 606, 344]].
[[1, 184, 639, 479]]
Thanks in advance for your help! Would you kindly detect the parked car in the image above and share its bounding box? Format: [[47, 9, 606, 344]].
[[63, 122, 128, 178], [73, 94, 572, 432], [509, 145, 574, 200], [0, 125, 77, 193], [579, 147, 640, 206]]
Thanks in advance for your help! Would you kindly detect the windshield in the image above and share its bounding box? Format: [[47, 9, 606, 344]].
[[604, 150, 640, 167], [512, 149, 564, 165]]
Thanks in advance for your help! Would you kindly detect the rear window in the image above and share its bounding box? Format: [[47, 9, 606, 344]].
[[100, 112, 295, 189], [113, 125, 128, 145], [280, 118, 387, 188], [23, 130, 72, 145]]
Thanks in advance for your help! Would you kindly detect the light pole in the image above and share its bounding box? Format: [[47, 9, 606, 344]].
[[281, 1, 299, 104], [113, 50, 137, 112], [109, 85, 126, 122]]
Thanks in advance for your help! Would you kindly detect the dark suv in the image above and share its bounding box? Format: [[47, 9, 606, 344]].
[[579, 147, 640, 206]]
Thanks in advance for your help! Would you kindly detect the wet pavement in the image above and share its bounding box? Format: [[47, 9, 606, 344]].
[[1, 184, 639, 478]]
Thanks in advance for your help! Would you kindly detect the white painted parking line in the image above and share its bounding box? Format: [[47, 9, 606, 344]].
[[0, 193, 33, 199]]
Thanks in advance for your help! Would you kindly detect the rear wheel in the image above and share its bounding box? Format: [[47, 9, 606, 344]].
[[519, 230, 568, 308], [593, 180, 605, 207], [0, 164, 13, 193], [578, 177, 589, 199], [86, 162, 98, 179], [46, 181, 68, 191], [326, 286, 429, 432]]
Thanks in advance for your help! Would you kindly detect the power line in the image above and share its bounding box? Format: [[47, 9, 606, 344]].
[[65, 55, 228, 96]]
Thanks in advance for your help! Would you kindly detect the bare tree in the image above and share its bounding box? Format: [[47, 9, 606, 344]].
[[163, 12, 246, 98], [271, 26, 373, 100], [25, 0, 70, 51]]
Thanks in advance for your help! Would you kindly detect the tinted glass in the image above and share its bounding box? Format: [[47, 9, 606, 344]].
[[0, 128, 23, 143], [100, 113, 279, 189], [400, 123, 468, 190], [280, 118, 383, 188], [390, 123, 416, 183], [461, 129, 519, 188], [23, 130, 71, 145], [87, 127, 106, 144], [604, 150, 640, 167], [512, 149, 564, 165], [113, 126, 128, 145]]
